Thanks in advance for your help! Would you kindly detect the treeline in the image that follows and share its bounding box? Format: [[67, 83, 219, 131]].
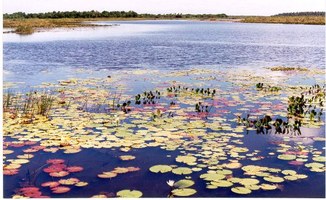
[[3, 10, 228, 19], [273, 12, 325, 17]]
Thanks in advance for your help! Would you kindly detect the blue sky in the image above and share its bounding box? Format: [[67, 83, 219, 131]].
[[3, 0, 325, 15]]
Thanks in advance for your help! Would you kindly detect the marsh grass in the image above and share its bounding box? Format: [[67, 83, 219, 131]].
[[242, 16, 325, 25], [15, 26, 35, 35], [4, 18, 111, 35], [3, 91, 56, 121], [3, 90, 14, 111], [269, 66, 309, 71], [37, 94, 55, 116]]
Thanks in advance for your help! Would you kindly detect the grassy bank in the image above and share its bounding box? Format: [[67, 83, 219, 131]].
[[3, 17, 231, 34], [242, 16, 325, 25], [4, 15, 325, 35], [3, 18, 127, 34]]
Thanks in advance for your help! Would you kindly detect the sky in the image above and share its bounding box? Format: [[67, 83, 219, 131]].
[[2, 0, 326, 16]]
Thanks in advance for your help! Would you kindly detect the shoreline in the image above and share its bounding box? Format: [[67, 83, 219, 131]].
[[4, 16, 324, 35]]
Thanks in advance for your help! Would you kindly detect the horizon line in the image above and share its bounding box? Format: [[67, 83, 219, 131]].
[[3, 10, 326, 17]]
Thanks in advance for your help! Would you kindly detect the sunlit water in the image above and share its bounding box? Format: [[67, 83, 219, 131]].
[[3, 20, 325, 198]]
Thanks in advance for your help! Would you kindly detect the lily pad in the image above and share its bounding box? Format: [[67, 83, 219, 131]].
[[277, 154, 296, 160], [312, 156, 326, 163], [174, 179, 195, 188], [149, 165, 172, 173], [211, 180, 233, 187], [305, 162, 324, 168], [98, 172, 117, 178], [119, 155, 136, 161], [176, 155, 197, 164], [200, 173, 225, 181], [239, 178, 260, 186], [231, 187, 252, 194], [263, 176, 284, 183], [246, 184, 260, 190], [281, 170, 297, 176], [171, 188, 197, 197], [295, 174, 308, 179], [284, 176, 298, 181], [260, 184, 277, 190], [75, 182, 88, 187], [172, 167, 193, 175], [116, 189, 143, 198], [206, 185, 218, 189]]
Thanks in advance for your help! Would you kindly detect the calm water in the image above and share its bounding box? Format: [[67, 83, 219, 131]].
[[3, 20, 325, 86], [3, 21, 326, 198]]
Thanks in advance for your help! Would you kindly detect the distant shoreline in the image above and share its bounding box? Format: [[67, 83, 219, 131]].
[[3, 16, 324, 35]]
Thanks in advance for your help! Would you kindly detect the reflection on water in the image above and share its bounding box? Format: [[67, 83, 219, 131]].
[[3, 21, 325, 87]]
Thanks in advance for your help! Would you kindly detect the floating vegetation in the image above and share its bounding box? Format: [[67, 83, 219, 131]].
[[149, 165, 172, 173], [3, 67, 325, 198], [268, 66, 309, 71], [171, 188, 197, 197], [116, 189, 143, 198]]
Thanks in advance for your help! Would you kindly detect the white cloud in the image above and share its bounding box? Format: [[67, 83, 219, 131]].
[[3, 0, 326, 15]]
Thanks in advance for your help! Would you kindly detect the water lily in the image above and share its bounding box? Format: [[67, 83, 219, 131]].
[[166, 180, 175, 187]]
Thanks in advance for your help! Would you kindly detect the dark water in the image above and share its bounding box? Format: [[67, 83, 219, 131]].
[[3, 21, 326, 198], [3, 20, 325, 85]]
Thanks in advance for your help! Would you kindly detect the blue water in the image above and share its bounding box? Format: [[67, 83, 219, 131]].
[[3, 20, 326, 198], [3, 20, 325, 85]]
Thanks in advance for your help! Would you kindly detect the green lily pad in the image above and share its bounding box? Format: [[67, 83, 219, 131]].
[[171, 188, 197, 197], [312, 156, 326, 163], [267, 168, 281, 173], [192, 167, 202, 172], [295, 174, 308, 179], [206, 185, 218, 189], [277, 154, 296, 160], [239, 178, 260, 186], [176, 155, 197, 164], [211, 180, 233, 187], [116, 190, 143, 198], [216, 169, 233, 175], [284, 176, 298, 181], [281, 170, 297, 176], [260, 184, 277, 190], [246, 184, 260, 190], [149, 165, 172, 173], [231, 187, 252, 194], [263, 176, 284, 183], [174, 179, 194, 188], [310, 168, 325, 172], [305, 162, 324, 168], [172, 167, 192, 175], [228, 177, 241, 183], [200, 173, 225, 181]]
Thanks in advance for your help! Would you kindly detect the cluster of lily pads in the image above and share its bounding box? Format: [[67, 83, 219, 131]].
[[3, 67, 325, 198]]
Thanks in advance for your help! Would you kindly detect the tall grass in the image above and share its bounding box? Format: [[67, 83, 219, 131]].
[[3, 90, 14, 111], [15, 26, 34, 35], [37, 94, 55, 116], [3, 91, 56, 121], [242, 16, 325, 25]]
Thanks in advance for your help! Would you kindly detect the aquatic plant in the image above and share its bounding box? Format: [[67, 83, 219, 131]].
[[37, 93, 55, 116], [255, 83, 281, 92]]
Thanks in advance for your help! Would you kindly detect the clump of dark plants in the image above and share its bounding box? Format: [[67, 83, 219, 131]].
[[167, 85, 216, 97], [117, 101, 131, 113], [255, 83, 281, 92], [237, 114, 302, 135], [135, 90, 161, 105]]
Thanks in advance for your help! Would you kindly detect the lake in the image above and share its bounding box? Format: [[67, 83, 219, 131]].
[[3, 20, 325, 198]]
